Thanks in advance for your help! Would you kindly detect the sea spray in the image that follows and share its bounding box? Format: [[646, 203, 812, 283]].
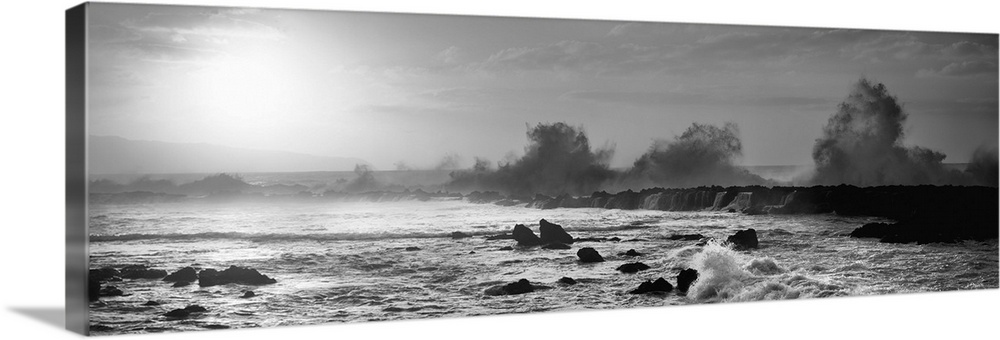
[[688, 241, 749, 300]]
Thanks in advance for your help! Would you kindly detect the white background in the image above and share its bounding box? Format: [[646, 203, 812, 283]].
[[1, 0, 997, 339]]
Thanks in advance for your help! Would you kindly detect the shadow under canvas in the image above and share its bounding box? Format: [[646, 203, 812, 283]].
[[9, 307, 66, 331]]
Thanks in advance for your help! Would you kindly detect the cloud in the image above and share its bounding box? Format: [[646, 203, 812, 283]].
[[917, 61, 998, 78], [561, 90, 830, 108]]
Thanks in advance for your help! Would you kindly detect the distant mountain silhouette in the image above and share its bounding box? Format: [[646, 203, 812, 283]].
[[89, 135, 368, 174]]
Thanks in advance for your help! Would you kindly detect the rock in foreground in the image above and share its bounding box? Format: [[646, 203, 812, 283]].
[[629, 278, 673, 294], [199, 266, 277, 287], [484, 279, 550, 296], [163, 267, 198, 282], [726, 229, 759, 250], [616, 262, 651, 273], [512, 224, 542, 246], [676, 268, 699, 293], [539, 219, 574, 244], [577, 247, 605, 263]]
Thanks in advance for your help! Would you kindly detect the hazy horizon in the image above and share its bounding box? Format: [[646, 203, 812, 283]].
[[88, 4, 998, 171]]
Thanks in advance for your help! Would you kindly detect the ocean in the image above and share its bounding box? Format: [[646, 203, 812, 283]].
[[87, 190, 999, 334]]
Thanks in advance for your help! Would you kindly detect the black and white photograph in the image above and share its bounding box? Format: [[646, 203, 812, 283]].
[[12, 0, 1000, 338]]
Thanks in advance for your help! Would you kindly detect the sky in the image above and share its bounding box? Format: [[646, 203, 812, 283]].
[[87, 3, 999, 169]]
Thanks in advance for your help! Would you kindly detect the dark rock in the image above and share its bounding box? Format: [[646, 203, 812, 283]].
[[538, 219, 574, 244], [676, 268, 699, 293], [89, 267, 120, 282], [726, 229, 759, 250], [120, 265, 168, 280], [172, 281, 191, 288], [616, 262, 651, 274], [484, 279, 545, 296], [512, 224, 542, 246], [405, 246, 421, 251], [576, 247, 605, 263], [88, 277, 101, 302], [143, 300, 160, 306], [450, 231, 472, 239], [498, 246, 514, 251], [727, 208, 737, 213], [468, 251, 476, 254], [240, 291, 255, 298], [629, 277, 674, 294], [668, 234, 705, 241], [542, 242, 571, 250], [163, 267, 198, 283], [184, 305, 207, 313], [623, 238, 648, 242], [850, 222, 893, 239], [198, 266, 277, 287], [89, 324, 114, 332], [201, 325, 231, 330], [163, 309, 191, 318], [618, 249, 642, 257], [573, 237, 607, 242], [558, 277, 577, 285], [607, 237, 621, 242], [485, 234, 514, 240], [99, 285, 124, 297]]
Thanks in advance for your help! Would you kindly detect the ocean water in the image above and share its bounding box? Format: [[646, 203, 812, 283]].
[[88, 198, 999, 335]]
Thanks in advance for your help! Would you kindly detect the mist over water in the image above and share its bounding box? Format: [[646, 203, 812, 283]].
[[810, 78, 987, 186], [623, 122, 767, 189], [447, 122, 616, 196], [967, 146, 999, 187]]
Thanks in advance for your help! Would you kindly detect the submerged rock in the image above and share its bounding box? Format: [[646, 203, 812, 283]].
[[484, 279, 549, 296], [668, 234, 705, 241], [629, 278, 673, 294], [163, 267, 198, 283], [850, 222, 892, 239], [142, 300, 160, 306], [512, 224, 542, 246], [726, 229, 759, 250], [485, 234, 514, 240], [120, 265, 168, 280], [98, 285, 124, 297], [163, 305, 206, 319], [577, 247, 605, 263], [558, 277, 577, 285], [172, 281, 191, 288], [539, 219, 574, 244], [676, 268, 699, 293], [240, 291, 255, 298], [498, 246, 514, 251], [542, 242, 571, 250], [405, 246, 421, 251], [450, 231, 472, 239], [616, 262, 651, 273], [199, 266, 277, 287], [619, 249, 643, 257]]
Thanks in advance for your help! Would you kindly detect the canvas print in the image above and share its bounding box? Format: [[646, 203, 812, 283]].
[[77, 2, 998, 335]]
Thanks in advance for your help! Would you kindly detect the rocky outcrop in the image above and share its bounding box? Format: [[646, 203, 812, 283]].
[[483, 279, 550, 296], [616, 262, 651, 273], [629, 278, 673, 294], [120, 265, 168, 279], [726, 229, 759, 250], [538, 219, 574, 244], [464, 186, 997, 244], [240, 291, 256, 298], [89, 267, 120, 282], [512, 224, 542, 246], [163, 267, 198, 283], [577, 248, 605, 263], [198, 266, 277, 287], [558, 277, 577, 285], [676, 268, 699, 293]]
